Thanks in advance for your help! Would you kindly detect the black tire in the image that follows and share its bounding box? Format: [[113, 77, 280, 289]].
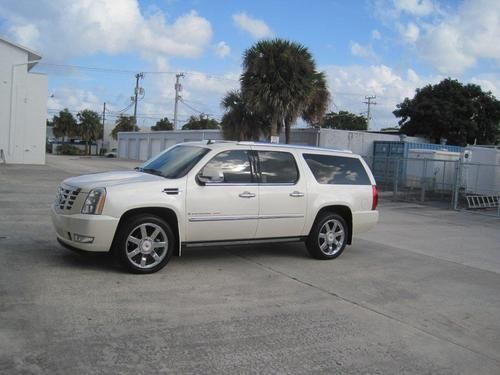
[[306, 213, 349, 260], [115, 214, 175, 274]]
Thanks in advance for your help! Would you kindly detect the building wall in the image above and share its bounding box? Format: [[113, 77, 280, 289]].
[[117, 130, 224, 161], [118, 128, 428, 161], [317, 129, 428, 157], [0, 41, 47, 164]]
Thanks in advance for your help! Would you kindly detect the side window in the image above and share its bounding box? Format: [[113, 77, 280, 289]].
[[258, 151, 299, 184], [303, 154, 371, 185], [200, 150, 253, 183]]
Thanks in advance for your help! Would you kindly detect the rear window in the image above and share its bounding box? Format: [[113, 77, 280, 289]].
[[303, 154, 371, 185]]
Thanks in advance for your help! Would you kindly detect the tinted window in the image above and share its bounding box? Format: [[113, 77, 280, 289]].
[[258, 151, 299, 184], [303, 154, 371, 185], [201, 150, 253, 183], [141, 145, 210, 179]]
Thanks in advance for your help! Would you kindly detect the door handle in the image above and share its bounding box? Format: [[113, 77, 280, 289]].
[[239, 191, 256, 198], [289, 191, 305, 198]]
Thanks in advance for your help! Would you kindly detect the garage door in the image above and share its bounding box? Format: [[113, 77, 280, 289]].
[[151, 139, 162, 158], [139, 139, 149, 161], [118, 140, 127, 158], [128, 139, 138, 160]]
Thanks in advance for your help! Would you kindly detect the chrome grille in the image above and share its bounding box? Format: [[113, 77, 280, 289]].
[[56, 185, 81, 211]]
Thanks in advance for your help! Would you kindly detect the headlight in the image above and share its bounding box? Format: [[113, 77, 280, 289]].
[[81, 188, 106, 215]]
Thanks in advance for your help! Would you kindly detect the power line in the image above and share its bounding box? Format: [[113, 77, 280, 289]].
[[37, 62, 180, 75], [180, 99, 206, 115]]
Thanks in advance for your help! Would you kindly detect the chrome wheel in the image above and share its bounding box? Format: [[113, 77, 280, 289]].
[[126, 223, 168, 270], [318, 219, 345, 256]]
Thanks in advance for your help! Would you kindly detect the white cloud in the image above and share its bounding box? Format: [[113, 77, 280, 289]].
[[470, 75, 500, 98], [0, 0, 213, 60], [417, 0, 500, 75], [393, 0, 436, 17], [8, 23, 40, 47], [232, 12, 273, 39], [398, 22, 420, 43], [48, 88, 101, 113], [371, 29, 381, 40], [214, 41, 230, 58], [350, 42, 379, 62], [322, 64, 443, 129]]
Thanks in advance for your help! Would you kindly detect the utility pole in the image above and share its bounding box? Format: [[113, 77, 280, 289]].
[[101, 102, 106, 156], [363, 95, 377, 130], [133, 72, 144, 124], [173, 73, 184, 130]]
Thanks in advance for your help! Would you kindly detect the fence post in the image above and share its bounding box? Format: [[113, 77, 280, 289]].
[[452, 160, 461, 210], [393, 158, 400, 201], [420, 159, 427, 203]]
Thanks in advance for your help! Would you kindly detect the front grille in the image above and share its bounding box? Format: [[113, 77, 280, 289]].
[[56, 185, 81, 211]]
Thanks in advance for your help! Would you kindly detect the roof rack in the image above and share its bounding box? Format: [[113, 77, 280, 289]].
[[206, 140, 235, 145], [236, 141, 352, 153]]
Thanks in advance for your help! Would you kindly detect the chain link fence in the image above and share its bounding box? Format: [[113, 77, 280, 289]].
[[364, 156, 500, 217]]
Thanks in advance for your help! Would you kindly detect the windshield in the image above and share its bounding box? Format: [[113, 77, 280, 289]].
[[138, 145, 210, 179]]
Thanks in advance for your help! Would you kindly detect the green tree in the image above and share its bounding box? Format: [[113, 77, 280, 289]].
[[181, 115, 219, 130], [241, 38, 317, 143], [322, 111, 368, 131], [220, 90, 267, 141], [52, 108, 77, 141], [77, 109, 102, 155], [111, 115, 139, 140], [302, 71, 331, 127], [151, 117, 174, 131], [394, 78, 500, 145]]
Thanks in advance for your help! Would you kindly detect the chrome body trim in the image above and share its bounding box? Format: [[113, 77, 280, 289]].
[[188, 214, 304, 222]]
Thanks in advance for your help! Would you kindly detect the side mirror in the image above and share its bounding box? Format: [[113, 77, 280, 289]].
[[197, 167, 224, 185]]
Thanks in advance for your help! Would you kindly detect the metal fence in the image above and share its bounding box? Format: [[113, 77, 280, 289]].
[[364, 156, 500, 217]]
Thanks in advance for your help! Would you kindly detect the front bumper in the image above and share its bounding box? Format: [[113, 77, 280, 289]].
[[51, 204, 120, 252]]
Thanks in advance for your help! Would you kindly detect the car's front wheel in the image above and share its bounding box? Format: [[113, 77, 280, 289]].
[[115, 214, 174, 273], [306, 213, 348, 260]]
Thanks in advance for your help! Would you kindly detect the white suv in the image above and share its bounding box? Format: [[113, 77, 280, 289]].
[[51, 141, 378, 273]]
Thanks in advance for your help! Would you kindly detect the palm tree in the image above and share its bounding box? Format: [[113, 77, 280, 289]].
[[77, 109, 102, 155], [52, 108, 77, 142], [241, 39, 317, 143], [220, 90, 267, 141], [302, 71, 331, 127], [111, 115, 139, 140]]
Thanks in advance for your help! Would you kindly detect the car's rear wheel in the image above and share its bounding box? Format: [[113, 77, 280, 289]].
[[306, 213, 348, 260], [115, 214, 174, 273]]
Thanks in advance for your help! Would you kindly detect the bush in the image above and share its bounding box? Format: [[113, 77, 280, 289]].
[[56, 144, 82, 155]]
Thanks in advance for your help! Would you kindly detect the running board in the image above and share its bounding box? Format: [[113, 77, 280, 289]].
[[183, 237, 305, 248]]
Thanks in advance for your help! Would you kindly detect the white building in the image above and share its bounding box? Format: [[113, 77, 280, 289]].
[[0, 37, 48, 164]]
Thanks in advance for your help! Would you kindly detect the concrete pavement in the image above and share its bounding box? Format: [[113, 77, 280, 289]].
[[0, 155, 499, 374]]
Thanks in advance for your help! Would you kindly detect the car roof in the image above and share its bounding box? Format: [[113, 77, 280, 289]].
[[181, 140, 353, 155]]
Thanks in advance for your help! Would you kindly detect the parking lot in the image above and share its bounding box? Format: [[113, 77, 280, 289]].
[[1, 154, 500, 374]]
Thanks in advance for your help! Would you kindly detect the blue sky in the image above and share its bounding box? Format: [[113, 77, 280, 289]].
[[1, 0, 499, 129]]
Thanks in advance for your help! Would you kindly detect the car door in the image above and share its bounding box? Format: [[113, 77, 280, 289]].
[[185, 149, 259, 242], [255, 150, 307, 238]]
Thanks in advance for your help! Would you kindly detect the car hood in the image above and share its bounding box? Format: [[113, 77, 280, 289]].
[[63, 170, 164, 191]]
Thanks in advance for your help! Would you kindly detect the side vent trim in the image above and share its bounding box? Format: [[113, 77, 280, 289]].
[[162, 188, 181, 195]]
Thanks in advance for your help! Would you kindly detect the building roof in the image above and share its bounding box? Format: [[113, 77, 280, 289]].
[[0, 36, 42, 70]]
